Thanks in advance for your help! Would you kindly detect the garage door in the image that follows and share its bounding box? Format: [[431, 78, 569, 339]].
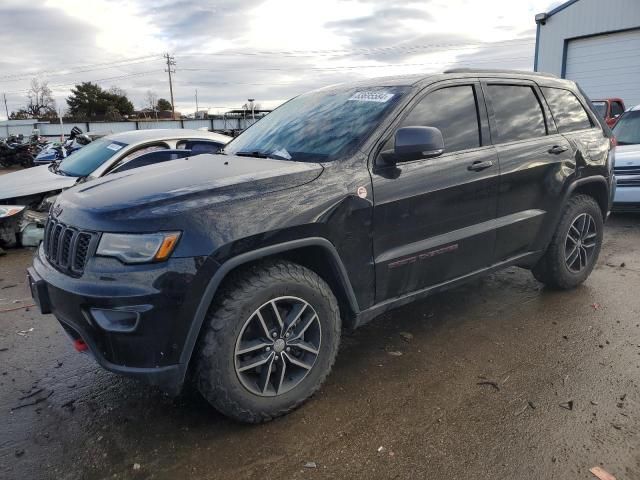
[[565, 29, 640, 108]]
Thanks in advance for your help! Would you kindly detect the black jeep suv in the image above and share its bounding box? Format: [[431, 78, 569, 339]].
[[28, 69, 615, 422]]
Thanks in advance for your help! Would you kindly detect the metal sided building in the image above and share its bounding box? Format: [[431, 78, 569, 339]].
[[534, 0, 640, 106]]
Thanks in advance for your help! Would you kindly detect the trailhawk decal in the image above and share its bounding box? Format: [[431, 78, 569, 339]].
[[388, 244, 459, 269]]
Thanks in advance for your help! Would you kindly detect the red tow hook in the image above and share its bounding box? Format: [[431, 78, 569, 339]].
[[73, 339, 88, 352]]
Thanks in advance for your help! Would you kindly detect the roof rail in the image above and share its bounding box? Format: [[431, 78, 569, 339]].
[[443, 68, 558, 78]]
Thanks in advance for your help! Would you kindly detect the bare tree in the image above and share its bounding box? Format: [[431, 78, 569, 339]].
[[26, 78, 56, 118], [145, 90, 158, 110], [144, 90, 159, 120]]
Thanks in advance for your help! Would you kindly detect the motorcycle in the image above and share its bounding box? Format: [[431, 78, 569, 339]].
[[0, 136, 34, 168], [33, 127, 92, 165]]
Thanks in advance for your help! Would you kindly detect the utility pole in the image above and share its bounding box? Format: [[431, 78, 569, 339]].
[[195, 89, 198, 117], [3, 93, 9, 119], [164, 53, 176, 119]]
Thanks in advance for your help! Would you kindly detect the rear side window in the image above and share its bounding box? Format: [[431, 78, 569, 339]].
[[485, 84, 546, 143], [542, 87, 592, 133], [400, 85, 481, 153], [177, 140, 224, 154]]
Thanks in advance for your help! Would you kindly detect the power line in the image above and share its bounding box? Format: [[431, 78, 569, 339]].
[[0, 58, 163, 84], [179, 56, 533, 74], [0, 54, 162, 82], [3, 70, 159, 95], [180, 38, 535, 58]]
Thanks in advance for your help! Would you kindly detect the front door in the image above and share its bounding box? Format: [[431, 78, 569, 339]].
[[371, 81, 499, 302]]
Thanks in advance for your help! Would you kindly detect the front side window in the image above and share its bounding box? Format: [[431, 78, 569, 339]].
[[485, 84, 546, 143], [611, 101, 625, 117], [224, 85, 410, 162], [542, 87, 592, 133], [613, 111, 640, 145], [399, 85, 481, 153]]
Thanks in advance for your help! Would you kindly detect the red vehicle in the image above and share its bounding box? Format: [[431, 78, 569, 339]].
[[592, 98, 625, 128]]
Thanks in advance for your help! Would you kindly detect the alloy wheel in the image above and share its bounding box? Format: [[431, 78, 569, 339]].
[[565, 212, 597, 273], [234, 296, 321, 397]]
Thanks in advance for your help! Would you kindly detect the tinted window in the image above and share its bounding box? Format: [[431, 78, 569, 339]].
[[190, 142, 223, 154], [400, 85, 481, 152], [486, 84, 546, 143], [177, 140, 224, 154], [112, 150, 190, 173], [542, 87, 592, 133], [611, 101, 624, 117], [613, 111, 640, 145], [592, 101, 607, 118]]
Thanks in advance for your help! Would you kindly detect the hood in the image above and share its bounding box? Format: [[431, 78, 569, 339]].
[[55, 153, 323, 227], [0, 164, 77, 202], [615, 144, 640, 165]]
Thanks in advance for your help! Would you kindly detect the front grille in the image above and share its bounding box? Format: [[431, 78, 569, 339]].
[[617, 177, 640, 187], [43, 218, 97, 276], [614, 165, 640, 176]]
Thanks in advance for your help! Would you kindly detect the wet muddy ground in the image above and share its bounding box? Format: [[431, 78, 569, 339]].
[[1, 215, 639, 480]]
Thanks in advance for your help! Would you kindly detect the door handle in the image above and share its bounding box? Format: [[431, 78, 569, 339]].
[[548, 145, 568, 154], [467, 160, 493, 171]]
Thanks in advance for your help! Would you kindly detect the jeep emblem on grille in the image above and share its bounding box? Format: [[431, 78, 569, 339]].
[[52, 204, 63, 217]]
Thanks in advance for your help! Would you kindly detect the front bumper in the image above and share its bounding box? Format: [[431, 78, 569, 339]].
[[29, 244, 206, 394]]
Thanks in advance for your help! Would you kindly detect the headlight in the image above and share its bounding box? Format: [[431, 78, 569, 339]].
[[96, 232, 181, 264], [0, 205, 26, 219]]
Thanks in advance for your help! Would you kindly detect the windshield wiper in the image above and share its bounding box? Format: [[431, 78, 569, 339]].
[[235, 150, 292, 161], [236, 150, 270, 159]]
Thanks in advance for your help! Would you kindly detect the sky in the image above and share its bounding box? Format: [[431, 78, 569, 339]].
[[0, 0, 564, 120]]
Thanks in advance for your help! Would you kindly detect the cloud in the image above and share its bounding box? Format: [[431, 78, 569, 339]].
[[146, 0, 265, 49], [0, 0, 553, 119], [325, 6, 439, 58]]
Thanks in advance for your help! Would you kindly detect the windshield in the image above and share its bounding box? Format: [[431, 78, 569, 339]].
[[58, 138, 127, 177], [613, 111, 640, 145], [224, 85, 410, 162], [592, 101, 607, 118]]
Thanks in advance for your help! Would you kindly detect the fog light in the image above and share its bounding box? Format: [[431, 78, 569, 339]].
[[90, 308, 141, 333]]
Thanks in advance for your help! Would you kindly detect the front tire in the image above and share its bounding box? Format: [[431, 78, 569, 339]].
[[196, 260, 341, 423], [532, 194, 603, 289]]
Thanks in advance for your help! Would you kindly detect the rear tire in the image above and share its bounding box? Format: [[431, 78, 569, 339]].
[[196, 260, 341, 423], [532, 194, 603, 289]]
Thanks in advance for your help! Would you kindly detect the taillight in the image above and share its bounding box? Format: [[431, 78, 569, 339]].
[[610, 136, 618, 148]]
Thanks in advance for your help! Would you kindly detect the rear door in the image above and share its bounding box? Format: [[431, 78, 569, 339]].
[[482, 80, 575, 261], [541, 85, 610, 178], [371, 80, 499, 301]]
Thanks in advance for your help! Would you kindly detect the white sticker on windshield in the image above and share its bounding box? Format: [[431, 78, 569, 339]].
[[106, 143, 123, 151], [348, 91, 394, 103], [272, 148, 292, 160]]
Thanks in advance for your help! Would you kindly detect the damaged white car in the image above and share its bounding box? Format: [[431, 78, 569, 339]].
[[0, 129, 231, 248]]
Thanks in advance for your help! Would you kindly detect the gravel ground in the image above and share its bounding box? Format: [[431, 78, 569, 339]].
[[0, 215, 639, 480]]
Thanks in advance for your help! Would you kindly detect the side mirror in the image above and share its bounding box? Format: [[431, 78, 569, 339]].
[[383, 126, 445, 164]]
